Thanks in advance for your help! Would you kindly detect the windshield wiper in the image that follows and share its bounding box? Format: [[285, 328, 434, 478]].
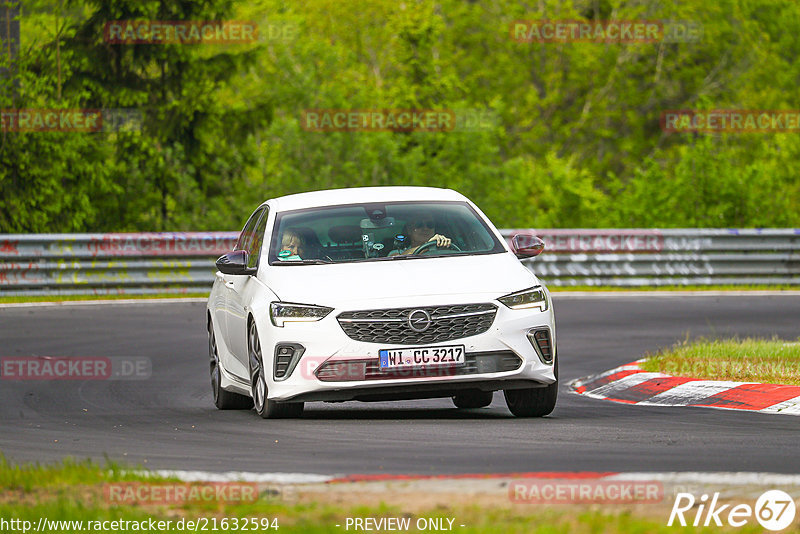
[[274, 259, 334, 265], [383, 254, 427, 260], [337, 255, 418, 263]]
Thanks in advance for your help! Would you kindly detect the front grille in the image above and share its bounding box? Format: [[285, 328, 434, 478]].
[[337, 303, 497, 344], [315, 350, 522, 382]]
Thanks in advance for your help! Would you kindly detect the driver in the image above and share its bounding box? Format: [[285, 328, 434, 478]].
[[389, 213, 452, 256]]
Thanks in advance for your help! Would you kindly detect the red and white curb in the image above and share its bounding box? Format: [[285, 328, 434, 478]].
[[570, 360, 800, 416]]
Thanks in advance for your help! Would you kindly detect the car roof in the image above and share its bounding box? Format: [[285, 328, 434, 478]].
[[267, 186, 468, 212]]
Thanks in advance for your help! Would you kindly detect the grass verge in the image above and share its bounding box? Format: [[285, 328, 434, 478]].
[[641, 337, 800, 385], [0, 456, 186, 491], [548, 284, 800, 292], [1, 456, 773, 533], [0, 293, 208, 304]]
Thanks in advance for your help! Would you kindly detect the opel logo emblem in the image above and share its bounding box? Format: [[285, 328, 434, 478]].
[[407, 309, 432, 333]]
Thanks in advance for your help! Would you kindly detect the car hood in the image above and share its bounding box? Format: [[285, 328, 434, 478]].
[[262, 252, 540, 307]]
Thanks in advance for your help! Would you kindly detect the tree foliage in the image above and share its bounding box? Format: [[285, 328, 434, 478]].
[[1, 0, 798, 231]]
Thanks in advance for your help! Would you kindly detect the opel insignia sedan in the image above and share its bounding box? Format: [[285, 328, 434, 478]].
[[206, 186, 557, 418]]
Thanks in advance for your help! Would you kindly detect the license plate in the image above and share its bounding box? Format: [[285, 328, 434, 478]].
[[379, 345, 465, 370]]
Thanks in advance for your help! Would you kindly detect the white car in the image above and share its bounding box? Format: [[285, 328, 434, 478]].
[[206, 186, 557, 418]]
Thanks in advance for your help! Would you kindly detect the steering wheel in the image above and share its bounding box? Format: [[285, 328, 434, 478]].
[[412, 239, 462, 255]]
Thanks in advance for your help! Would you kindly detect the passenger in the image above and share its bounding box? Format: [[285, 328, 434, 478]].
[[278, 229, 305, 260], [389, 213, 452, 256]]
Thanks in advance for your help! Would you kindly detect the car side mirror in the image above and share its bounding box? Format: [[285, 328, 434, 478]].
[[510, 234, 545, 259], [215, 250, 255, 275]]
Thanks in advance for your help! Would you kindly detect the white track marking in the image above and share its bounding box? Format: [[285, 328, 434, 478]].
[[148, 470, 334, 484], [605, 472, 800, 486], [136, 469, 800, 487]]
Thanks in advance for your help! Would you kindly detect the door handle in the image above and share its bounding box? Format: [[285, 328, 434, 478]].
[[224, 280, 235, 290]]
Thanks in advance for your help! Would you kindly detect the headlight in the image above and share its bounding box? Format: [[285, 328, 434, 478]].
[[269, 302, 334, 327], [498, 286, 548, 312]]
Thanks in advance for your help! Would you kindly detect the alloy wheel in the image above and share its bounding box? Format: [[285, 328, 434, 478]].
[[249, 320, 267, 413]]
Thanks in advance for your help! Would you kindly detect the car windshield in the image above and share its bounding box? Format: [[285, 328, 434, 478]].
[[268, 201, 505, 264]]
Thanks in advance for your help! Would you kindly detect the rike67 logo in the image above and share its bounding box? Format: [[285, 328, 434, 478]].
[[669, 490, 796, 531]]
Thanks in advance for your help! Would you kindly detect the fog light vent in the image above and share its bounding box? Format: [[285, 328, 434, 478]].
[[273, 343, 305, 380], [527, 329, 553, 364]]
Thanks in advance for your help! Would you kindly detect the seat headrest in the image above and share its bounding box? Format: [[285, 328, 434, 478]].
[[328, 225, 363, 244]]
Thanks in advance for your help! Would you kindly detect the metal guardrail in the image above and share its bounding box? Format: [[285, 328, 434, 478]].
[[0, 233, 238, 296], [503, 229, 800, 287], [0, 229, 798, 295]]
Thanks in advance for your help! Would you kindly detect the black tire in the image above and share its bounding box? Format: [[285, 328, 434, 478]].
[[248, 319, 304, 419], [209, 320, 253, 410], [452, 390, 494, 409], [503, 352, 558, 417]]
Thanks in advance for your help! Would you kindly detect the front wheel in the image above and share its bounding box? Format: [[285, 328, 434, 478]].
[[503, 354, 558, 417], [248, 320, 304, 419], [209, 321, 252, 410]]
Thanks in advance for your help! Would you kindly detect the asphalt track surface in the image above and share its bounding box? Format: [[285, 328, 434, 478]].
[[1, 295, 798, 475]]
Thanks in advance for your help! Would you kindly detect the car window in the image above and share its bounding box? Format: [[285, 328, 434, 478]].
[[246, 207, 269, 269], [235, 207, 265, 252], [269, 201, 504, 264]]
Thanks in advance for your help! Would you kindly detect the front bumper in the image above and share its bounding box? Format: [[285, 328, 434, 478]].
[[256, 295, 556, 402]]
